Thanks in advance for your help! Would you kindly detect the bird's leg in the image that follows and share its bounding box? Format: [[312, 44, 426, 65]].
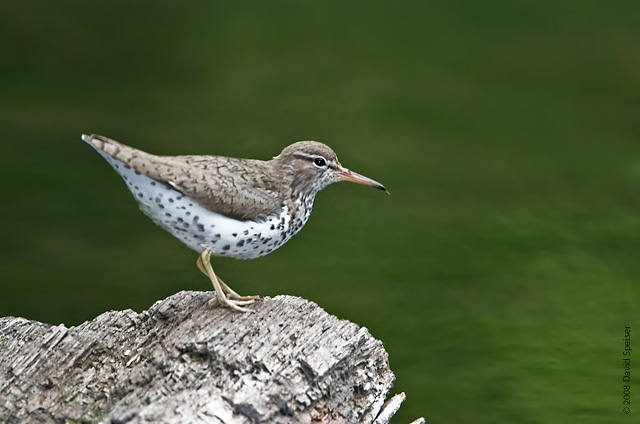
[[196, 250, 255, 311], [195, 252, 260, 302], [196, 249, 258, 313]]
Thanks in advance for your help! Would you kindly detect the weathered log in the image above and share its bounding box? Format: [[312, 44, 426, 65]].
[[0, 291, 424, 423]]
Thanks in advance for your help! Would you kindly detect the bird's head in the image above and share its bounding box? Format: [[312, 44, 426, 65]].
[[274, 141, 386, 197]]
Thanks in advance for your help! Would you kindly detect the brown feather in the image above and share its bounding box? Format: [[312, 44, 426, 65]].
[[86, 135, 285, 221]]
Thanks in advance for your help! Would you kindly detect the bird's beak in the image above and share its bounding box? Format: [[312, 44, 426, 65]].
[[336, 167, 387, 191]]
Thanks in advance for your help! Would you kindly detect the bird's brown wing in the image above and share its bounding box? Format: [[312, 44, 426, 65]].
[[158, 155, 285, 221], [84, 134, 283, 221]]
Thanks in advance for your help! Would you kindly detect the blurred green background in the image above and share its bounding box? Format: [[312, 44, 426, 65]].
[[1, 1, 638, 422]]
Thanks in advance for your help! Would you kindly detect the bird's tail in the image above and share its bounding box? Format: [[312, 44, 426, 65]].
[[82, 134, 131, 159], [82, 133, 160, 168]]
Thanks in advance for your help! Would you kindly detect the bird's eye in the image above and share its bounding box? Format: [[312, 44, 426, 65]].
[[313, 157, 326, 168]]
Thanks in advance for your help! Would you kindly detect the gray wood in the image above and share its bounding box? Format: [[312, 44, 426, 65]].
[[0, 292, 422, 423]]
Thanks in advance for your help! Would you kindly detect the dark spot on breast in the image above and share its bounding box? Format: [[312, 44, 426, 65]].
[[124, 164, 131, 169], [197, 224, 205, 232], [177, 217, 183, 223], [222, 244, 230, 251], [236, 240, 245, 247], [134, 170, 141, 175], [232, 233, 237, 237], [183, 222, 189, 228], [137, 193, 143, 198], [186, 211, 191, 216], [165, 213, 171, 217], [168, 198, 174, 203], [270, 225, 275, 230], [243, 230, 249, 235], [215, 234, 221, 238], [151, 181, 156, 186]]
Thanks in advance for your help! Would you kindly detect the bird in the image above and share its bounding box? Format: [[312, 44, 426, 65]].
[[82, 134, 386, 312]]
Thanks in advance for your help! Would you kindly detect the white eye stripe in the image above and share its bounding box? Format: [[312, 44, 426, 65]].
[[294, 152, 334, 169]]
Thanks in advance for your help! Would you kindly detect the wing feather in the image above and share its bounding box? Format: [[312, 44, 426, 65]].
[[84, 134, 284, 221]]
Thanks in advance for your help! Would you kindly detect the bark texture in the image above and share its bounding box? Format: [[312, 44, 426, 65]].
[[0, 291, 423, 424]]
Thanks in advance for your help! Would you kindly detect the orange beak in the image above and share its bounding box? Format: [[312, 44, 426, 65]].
[[336, 167, 387, 191]]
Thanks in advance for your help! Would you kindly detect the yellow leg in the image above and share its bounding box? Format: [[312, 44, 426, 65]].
[[196, 249, 260, 313]]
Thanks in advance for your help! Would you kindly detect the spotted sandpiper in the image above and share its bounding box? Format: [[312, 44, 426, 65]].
[[83, 134, 386, 312]]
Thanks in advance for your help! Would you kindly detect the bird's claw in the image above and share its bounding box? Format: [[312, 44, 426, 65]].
[[208, 295, 256, 313]]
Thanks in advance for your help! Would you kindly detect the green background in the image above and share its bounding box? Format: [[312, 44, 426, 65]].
[[1, 1, 638, 422]]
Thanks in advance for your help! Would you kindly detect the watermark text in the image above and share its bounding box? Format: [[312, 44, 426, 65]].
[[623, 325, 631, 415]]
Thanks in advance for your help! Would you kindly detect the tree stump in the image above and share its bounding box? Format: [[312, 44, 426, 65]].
[[0, 291, 424, 423]]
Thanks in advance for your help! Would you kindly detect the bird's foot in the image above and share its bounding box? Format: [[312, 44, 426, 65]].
[[208, 294, 256, 313], [216, 277, 261, 302]]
